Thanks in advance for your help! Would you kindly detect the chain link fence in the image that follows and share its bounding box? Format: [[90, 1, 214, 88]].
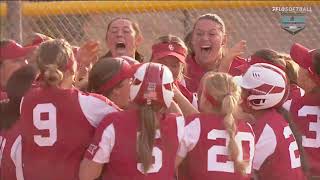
[[1, 1, 319, 60]]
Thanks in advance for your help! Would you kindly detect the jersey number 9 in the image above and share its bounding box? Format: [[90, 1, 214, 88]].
[[33, 103, 57, 146]]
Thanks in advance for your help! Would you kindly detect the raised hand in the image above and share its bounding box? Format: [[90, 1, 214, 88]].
[[218, 40, 247, 73], [76, 40, 100, 67], [226, 40, 247, 58]]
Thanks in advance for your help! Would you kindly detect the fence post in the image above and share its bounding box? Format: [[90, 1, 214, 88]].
[[182, 9, 192, 36], [7, 0, 22, 43]]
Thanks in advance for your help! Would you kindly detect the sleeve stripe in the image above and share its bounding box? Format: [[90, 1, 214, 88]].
[[0, 137, 6, 167], [92, 123, 115, 164], [177, 118, 201, 158], [253, 124, 277, 170], [282, 99, 292, 111], [176, 116, 185, 143], [20, 97, 24, 114], [191, 93, 198, 109], [10, 135, 24, 180], [78, 92, 118, 127]]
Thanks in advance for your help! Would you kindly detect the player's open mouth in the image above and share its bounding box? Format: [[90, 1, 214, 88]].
[[116, 42, 126, 49], [115, 42, 126, 54], [200, 45, 212, 54]]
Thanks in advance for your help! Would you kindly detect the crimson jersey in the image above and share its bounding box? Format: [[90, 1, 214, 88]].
[[175, 81, 198, 109], [185, 55, 245, 93], [177, 113, 255, 180], [290, 92, 320, 177], [252, 109, 306, 180], [283, 84, 305, 111], [0, 120, 23, 180], [84, 109, 185, 180], [19, 86, 119, 180]]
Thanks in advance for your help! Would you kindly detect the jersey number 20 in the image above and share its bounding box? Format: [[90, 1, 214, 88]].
[[207, 129, 254, 173]]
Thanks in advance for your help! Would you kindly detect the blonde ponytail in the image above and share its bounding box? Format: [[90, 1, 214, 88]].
[[203, 72, 251, 175], [284, 58, 299, 84], [222, 95, 248, 175], [32, 39, 74, 87]]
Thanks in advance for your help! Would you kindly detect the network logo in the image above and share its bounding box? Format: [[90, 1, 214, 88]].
[[280, 14, 306, 35]]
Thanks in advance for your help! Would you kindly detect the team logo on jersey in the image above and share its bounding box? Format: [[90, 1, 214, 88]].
[[87, 144, 98, 155], [280, 13, 306, 35]]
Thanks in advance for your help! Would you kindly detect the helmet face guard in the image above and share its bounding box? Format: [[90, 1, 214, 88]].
[[130, 62, 174, 108], [234, 63, 289, 110]]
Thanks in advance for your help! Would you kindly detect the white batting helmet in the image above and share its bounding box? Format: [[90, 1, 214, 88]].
[[234, 63, 289, 110]]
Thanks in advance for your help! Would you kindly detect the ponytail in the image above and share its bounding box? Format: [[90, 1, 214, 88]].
[[137, 104, 156, 173], [221, 94, 248, 175], [43, 64, 64, 86], [283, 56, 299, 84], [135, 51, 144, 63], [278, 107, 310, 176], [203, 72, 250, 175], [32, 39, 74, 87]]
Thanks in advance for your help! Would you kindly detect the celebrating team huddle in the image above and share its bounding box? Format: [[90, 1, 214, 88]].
[[0, 13, 319, 180]]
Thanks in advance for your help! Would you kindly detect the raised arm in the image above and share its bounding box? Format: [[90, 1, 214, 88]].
[[172, 84, 199, 117]]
